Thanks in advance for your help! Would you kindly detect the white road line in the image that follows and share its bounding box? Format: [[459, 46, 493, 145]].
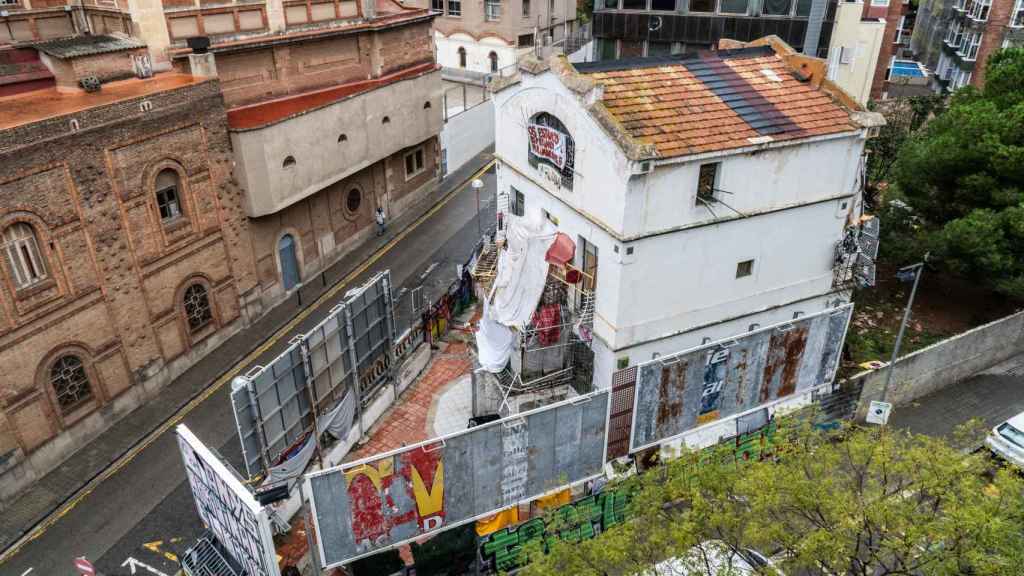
[[20, 568, 33, 576]]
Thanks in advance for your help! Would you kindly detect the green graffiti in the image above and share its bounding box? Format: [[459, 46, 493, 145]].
[[479, 488, 630, 572]]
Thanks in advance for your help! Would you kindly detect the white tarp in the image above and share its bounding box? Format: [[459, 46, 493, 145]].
[[488, 217, 556, 329], [264, 432, 316, 484], [475, 302, 515, 373], [317, 390, 356, 441]]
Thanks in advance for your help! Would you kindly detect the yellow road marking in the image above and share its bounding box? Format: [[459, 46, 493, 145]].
[[0, 159, 496, 566], [143, 540, 178, 563]]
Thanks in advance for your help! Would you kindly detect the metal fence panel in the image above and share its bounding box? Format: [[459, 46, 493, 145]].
[[629, 304, 853, 452], [306, 389, 611, 568], [250, 344, 311, 468], [305, 307, 353, 416], [348, 272, 397, 404], [231, 379, 263, 479]]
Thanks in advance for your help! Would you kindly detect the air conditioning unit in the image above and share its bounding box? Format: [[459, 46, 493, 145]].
[[633, 160, 653, 174]]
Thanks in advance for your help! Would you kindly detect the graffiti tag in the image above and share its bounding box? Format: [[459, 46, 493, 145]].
[[479, 488, 630, 573]]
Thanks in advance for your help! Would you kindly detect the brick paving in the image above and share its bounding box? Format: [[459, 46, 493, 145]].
[[350, 342, 473, 460]]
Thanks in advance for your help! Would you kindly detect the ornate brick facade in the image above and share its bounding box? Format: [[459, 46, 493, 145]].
[[0, 75, 260, 500]]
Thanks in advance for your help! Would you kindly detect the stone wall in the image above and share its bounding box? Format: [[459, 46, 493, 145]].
[[0, 76, 260, 502]]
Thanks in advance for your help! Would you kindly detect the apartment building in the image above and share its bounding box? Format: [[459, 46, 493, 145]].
[[491, 41, 882, 390], [406, 0, 577, 76], [925, 0, 1024, 90]]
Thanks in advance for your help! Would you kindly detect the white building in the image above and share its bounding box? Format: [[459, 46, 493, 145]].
[[492, 44, 883, 390]]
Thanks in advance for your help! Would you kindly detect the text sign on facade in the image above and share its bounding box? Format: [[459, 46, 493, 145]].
[[527, 124, 567, 169], [629, 304, 853, 452], [176, 425, 281, 576], [305, 389, 611, 568]]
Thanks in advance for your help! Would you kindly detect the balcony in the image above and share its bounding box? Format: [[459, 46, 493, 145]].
[[228, 64, 442, 217]]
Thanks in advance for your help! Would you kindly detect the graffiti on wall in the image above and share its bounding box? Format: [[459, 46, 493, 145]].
[[479, 487, 630, 573], [306, 389, 610, 568], [344, 446, 446, 548], [631, 305, 853, 452]]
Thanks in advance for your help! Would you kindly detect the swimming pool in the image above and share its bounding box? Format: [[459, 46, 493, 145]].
[[890, 60, 926, 79]]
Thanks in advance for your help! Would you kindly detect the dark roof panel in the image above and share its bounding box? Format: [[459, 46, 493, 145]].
[[32, 35, 145, 60]]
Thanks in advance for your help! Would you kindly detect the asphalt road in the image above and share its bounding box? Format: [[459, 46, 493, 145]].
[[2, 167, 496, 576]]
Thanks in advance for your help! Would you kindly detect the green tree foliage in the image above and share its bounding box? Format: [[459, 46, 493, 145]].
[[521, 420, 1024, 576], [893, 48, 1024, 297], [865, 95, 945, 207]]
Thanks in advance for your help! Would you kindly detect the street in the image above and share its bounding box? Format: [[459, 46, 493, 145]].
[[0, 166, 496, 576]]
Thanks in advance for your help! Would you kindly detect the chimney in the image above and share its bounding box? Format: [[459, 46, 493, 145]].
[[186, 37, 217, 77]]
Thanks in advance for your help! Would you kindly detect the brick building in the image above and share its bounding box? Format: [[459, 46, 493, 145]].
[[0, 40, 260, 500], [927, 0, 1024, 90], [0, 0, 441, 500]]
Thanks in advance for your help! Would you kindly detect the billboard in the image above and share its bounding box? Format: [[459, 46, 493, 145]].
[[232, 271, 396, 478], [305, 389, 611, 568], [630, 304, 853, 452], [176, 425, 280, 576]]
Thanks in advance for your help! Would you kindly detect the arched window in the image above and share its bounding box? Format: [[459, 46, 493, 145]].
[[283, 156, 296, 169], [183, 283, 213, 333], [338, 134, 348, 143], [382, 116, 391, 125], [527, 112, 575, 189], [423, 101, 432, 109], [346, 188, 362, 214], [155, 168, 182, 222], [489, 51, 499, 72], [50, 354, 93, 415], [458, 46, 467, 68], [3, 222, 47, 289]]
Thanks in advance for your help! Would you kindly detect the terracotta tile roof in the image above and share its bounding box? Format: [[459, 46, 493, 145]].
[[576, 47, 857, 159]]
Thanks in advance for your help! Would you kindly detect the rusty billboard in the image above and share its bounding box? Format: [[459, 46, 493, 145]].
[[630, 304, 853, 452], [304, 389, 611, 568]]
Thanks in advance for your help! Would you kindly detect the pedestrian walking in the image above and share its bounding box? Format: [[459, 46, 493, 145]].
[[375, 205, 386, 236]]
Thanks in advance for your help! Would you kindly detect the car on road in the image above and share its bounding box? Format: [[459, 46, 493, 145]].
[[651, 541, 782, 575], [985, 412, 1024, 468]]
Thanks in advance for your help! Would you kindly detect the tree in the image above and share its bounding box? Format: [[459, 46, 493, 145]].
[[892, 48, 1024, 298], [520, 419, 1024, 576], [864, 95, 945, 208]]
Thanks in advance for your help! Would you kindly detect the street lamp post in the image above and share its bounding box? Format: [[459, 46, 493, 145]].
[[880, 254, 929, 403], [472, 178, 484, 237]]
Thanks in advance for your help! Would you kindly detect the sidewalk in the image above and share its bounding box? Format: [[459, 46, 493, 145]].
[[0, 148, 494, 552]]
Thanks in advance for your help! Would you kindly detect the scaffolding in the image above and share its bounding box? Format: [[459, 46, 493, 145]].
[[471, 246, 596, 417]]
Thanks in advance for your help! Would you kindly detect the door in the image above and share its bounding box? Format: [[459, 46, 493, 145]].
[[278, 234, 300, 291]]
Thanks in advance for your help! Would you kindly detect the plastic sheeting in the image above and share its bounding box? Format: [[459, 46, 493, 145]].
[[488, 217, 557, 329], [265, 432, 316, 484], [317, 390, 356, 441], [476, 302, 515, 373]]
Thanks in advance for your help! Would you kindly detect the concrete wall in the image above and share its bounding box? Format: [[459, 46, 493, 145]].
[[441, 99, 495, 176], [436, 32, 518, 74], [856, 310, 1024, 414]]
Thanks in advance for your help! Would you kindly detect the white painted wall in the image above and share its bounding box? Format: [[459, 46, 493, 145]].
[[827, 1, 886, 106], [494, 66, 864, 388], [435, 32, 517, 74], [441, 100, 495, 176]]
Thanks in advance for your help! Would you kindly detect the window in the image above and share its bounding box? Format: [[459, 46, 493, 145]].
[[762, 0, 792, 15], [598, 38, 617, 60], [736, 259, 754, 278], [283, 155, 296, 169], [457, 46, 467, 67], [338, 133, 348, 142], [50, 354, 93, 414], [622, 0, 645, 9], [688, 0, 713, 10], [1013, 0, 1024, 26], [580, 236, 598, 293], [183, 283, 213, 333], [155, 168, 183, 222], [962, 31, 982, 60], [523, 0, 531, 16], [510, 186, 525, 216], [603, 0, 618, 6], [382, 116, 391, 124], [346, 188, 362, 214], [486, 0, 501, 19], [447, 0, 461, 15], [3, 223, 47, 289], [518, 33, 534, 46], [696, 162, 719, 205], [405, 147, 425, 179], [648, 40, 673, 55], [489, 51, 499, 72], [969, 0, 990, 20], [870, 0, 888, 5], [651, 0, 674, 9], [527, 112, 575, 189], [720, 0, 748, 13], [894, 15, 906, 43], [432, 0, 443, 10], [946, 20, 964, 47], [424, 101, 432, 109], [795, 0, 811, 16]]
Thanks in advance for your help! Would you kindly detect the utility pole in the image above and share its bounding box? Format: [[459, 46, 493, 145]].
[[880, 254, 929, 403], [472, 178, 484, 237]]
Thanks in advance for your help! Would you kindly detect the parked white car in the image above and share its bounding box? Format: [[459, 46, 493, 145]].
[[985, 412, 1024, 468], [651, 541, 781, 575]]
